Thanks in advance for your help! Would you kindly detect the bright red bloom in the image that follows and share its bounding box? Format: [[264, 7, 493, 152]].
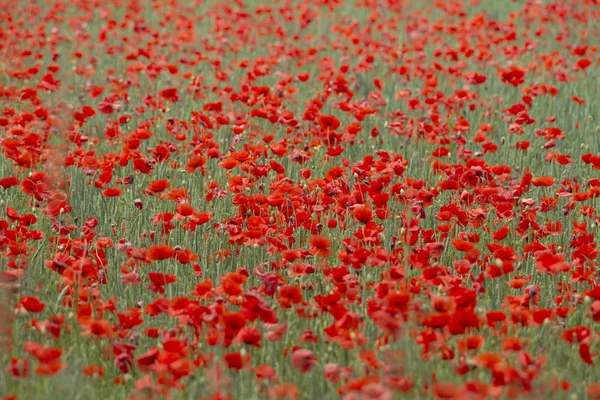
[[576, 58, 591, 70], [433, 382, 460, 399], [20, 296, 46, 313], [224, 352, 248, 370], [291, 348, 317, 373], [352, 205, 373, 224], [24, 342, 62, 364], [101, 187, 122, 197], [159, 88, 179, 102], [308, 235, 332, 258], [318, 114, 341, 131], [147, 272, 177, 294], [531, 176, 555, 187], [146, 245, 175, 261], [0, 176, 19, 189]]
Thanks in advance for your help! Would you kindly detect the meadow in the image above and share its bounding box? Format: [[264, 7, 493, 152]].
[[1, 0, 600, 399]]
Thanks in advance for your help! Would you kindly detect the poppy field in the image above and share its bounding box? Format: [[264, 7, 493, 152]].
[[2, 0, 600, 398]]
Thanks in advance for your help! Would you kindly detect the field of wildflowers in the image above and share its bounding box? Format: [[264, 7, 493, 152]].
[[1, 0, 600, 399]]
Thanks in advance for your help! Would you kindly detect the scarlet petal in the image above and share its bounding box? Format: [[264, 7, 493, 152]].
[[36, 360, 65, 376], [452, 239, 475, 252], [148, 272, 177, 286], [531, 176, 555, 187], [291, 349, 317, 373], [580, 343, 595, 365], [146, 245, 175, 261], [308, 235, 331, 258], [101, 187, 122, 197], [0, 176, 19, 189], [352, 205, 373, 224], [224, 352, 246, 370], [433, 382, 460, 399], [20, 296, 46, 313]]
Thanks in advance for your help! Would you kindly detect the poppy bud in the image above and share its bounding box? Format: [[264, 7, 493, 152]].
[[584, 296, 592, 305]]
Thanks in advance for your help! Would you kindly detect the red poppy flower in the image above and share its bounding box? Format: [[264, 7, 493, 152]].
[[237, 327, 262, 348], [433, 382, 460, 399], [0, 176, 19, 189], [576, 58, 591, 70], [318, 114, 341, 131], [20, 296, 46, 313], [588, 383, 600, 400], [308, 235, 332, 258], [255, 364, 276, 380], [86, 319, 114, 338], [24, 342, 62, 364], [278, 285, 304, 307], [101, 187, 122, 197], [452, 239, 476, 252], [146, 245, 175, 261], [148, 272, 177, 287], [531, 176, 555, 187], [352, 205, 373, 224], [224, 352, 248, 370], [35, 360, 65, 376], [492, 225, 510, 241], [291, 348, 317, 373], [159, 88, 178, 102]]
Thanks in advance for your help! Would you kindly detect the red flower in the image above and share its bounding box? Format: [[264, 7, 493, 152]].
[[352, 205, 373, 224], [24, 342, 62, 364], [291, 348, 317, 373], [82, 365, 104, 378], [492, 225, 510, 241], [237, 327, 262, 348], [85, 319, 114, 338], [318, 114, 341, 131], [144, 179, 170, 194], [147, 272, 177, 294], [576, 58, 591, 70], [579, 343, 596, 365], [255, 364, 276, 380], [308, 235, 332, 258], [146, 245, 175, 261], [0, 176, 19, 189], [588, 383, 600, 400], [20, 296, 46, 313], [531, 176, 555, 187], [101, 187, 122, 197], [451, 239, 475, 252], [432, 382, 460, 399], [224, 352, 248, 370], [159, 88, 179, 102], [278, 285, 304, 305]]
